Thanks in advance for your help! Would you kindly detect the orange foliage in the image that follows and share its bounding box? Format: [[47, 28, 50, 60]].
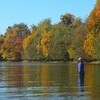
[[86, 6, 100, 35], [83, 33, 95, 58], [1, 35, 23, 60]]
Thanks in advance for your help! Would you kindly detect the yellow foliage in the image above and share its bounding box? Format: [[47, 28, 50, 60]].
[[68, 45, 75, 59], [83, 33, 96, 57], [37, 32, 51, 57], [23, 33, 36, 50]]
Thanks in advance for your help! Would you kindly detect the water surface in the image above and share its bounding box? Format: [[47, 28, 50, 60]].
[[0, 62, 100, 100]]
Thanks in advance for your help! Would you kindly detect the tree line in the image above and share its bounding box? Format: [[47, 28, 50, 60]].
[[0, 4, 100, 61]]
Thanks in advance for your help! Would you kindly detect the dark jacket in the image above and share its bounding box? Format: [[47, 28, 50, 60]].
[[77, 60, 84, 73]]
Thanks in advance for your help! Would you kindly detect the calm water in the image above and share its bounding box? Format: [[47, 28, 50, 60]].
[[0, 62, 100, 100]]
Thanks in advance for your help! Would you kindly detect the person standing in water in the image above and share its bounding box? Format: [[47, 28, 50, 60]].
[[77, 57, 85, 86], [77, 57, 85, 75], [77, 57, 85, 96]]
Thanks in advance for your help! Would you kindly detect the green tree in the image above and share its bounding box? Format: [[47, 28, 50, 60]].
[[68, 24, 86, 60], [5, 23, 29, 37], [60, 13, 74, 25], [49, 25, 69, 60], [37, 18, 52, 33]]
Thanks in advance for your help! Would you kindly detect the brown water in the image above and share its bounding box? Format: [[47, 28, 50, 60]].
[[0, 62, 100, 100]]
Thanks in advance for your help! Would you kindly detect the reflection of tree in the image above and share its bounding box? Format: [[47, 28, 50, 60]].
[[85, 64, 99, 100], [50, 64, 69, 85], [23, 65, 41, 87], [50, 64, 77, 94], [85, 64, 94, 85], [41, 65, 49, 87], [40, 65, 50, 98], [67, 64, 79, 94], [68, 64, 77, 86], [5, 66, 24, 88], [23, 66, 32, 87], [94, 65, 100, 99], [58, 64, 69, 93]]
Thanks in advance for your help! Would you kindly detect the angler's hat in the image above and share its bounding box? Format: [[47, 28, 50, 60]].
[[78, 57, 82, 61]]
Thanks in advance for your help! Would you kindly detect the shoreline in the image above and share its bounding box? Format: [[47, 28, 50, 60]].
[[0, 60, 100, 64]]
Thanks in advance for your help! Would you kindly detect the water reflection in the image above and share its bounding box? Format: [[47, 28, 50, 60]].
[[0, 62, 100, 100], [78, 73, 85, 96], [0, 63, 77, 100]]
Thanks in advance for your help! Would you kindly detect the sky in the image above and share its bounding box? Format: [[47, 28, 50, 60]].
[[0, 0, 96, 34]]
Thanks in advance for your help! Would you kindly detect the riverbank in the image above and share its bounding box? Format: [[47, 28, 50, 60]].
[[0, 60, 100, 64]]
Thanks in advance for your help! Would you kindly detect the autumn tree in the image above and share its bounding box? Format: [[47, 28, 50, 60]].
[[59, 13, 86, 60], [1, 23, 29, 61], [86, 5, 100, 35], [6, 23, 29, 37], [1, 36, 23, 60], [0, 35, 5, 60], [84, 0, 100, 60], [36, 19, 52, 58], [37, 18, 52, 33], [83, 33, 96, 58], [23, 19, 52, 60], [1, 12, 99, 61], [36, 32, 52, 60], [0, 35, 5, 49], [22, 26, 40, 60]]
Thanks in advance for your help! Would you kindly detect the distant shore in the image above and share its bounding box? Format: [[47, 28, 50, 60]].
[[0, 60, 100, 64]]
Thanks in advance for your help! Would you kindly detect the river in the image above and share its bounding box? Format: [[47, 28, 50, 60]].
[[0, 62, 100, 100]]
